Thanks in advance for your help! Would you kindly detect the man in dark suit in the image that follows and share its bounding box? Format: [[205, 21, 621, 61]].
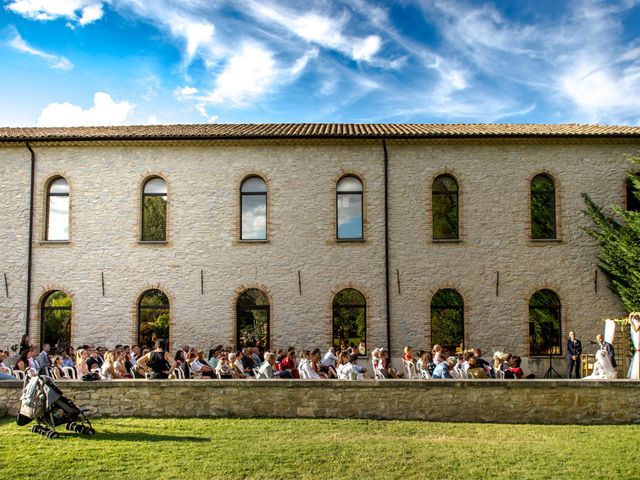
[[596, 334, 617, 368], [566, 331, 582, 378]]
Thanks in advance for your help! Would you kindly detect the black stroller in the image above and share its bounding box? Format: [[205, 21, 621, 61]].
[[16, 372, 95, 439]]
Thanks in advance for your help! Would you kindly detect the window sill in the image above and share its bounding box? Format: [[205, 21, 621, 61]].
[[336, 238, 366, 243], [529, 238, 562, 244], [39, 240, 71, 245], [431, 239, 462, 244], [237, 239, 269, 244], [138, 240, 169, 245]]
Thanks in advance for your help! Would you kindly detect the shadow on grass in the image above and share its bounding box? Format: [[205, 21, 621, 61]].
[[63, 431, 210, 442]]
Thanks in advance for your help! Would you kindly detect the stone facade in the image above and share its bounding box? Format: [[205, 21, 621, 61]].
[[0, 135, 638, 375], [1, 379, 639, 424]]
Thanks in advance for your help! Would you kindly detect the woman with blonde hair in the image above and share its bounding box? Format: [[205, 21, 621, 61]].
[[75, 349, 89, 378], [101, 351, 118, 379]]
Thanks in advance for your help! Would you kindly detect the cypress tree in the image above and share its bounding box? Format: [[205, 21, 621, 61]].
[[582, 154, 640, 313]]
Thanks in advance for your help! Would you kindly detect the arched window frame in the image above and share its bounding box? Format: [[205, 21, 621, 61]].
[[40, 290, 72, 352], [336, 175, 364, 240], [137, 289, 170, 348], [240, 176, 268, 241], [528, 289, 562, 356], [236, 288, 270, 350], [432, 174, 459, 240], [530, 173, 557, 240], [45, 176, 70, 241], [141, 176, 168, 242], [430, 288, 465, 353], [332, 288, 367, 354]]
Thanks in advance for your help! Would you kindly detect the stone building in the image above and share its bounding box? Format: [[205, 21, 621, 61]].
[[0, 123, 638, 374]]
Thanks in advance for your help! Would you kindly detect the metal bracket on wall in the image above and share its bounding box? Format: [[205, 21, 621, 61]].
[[201, 269, 204, 295], [101, 272, 105, 296], [298, 270, 302, 295], [396, 269, 401, 295], [3, 273, 8, 297], [496, 271, 500, 297]]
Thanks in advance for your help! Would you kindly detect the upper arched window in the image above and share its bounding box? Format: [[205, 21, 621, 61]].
[[336, 176, 363, 239], [332, 288, 366, 352], [430, 289, 464, 354], [432, 175, 459, 240], [41, 290, 71, 353], [138, 289, 170, 349], [236, 288, 270, 349], [530, 174, 556, 239], [46, 177, 69, 241], [241, 176, 267, 240], [529, 289, 561, 356], [142, 177, 167, 241]]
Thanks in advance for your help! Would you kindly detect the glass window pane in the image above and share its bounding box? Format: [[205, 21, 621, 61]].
[[238, 289, 269, 306], [531, 175, 554, 193], [431, 289, 464, 353], [42, 290, 71, 354], [337, 193, 363, 239], [144, 177, 167, 194], [529, 290, 561, 356], [138, 290, 170, 349], [627, 175, 640, 211], [47, 195, 69, 240], [142, 195, 167, 241], [49, 178, 69, 194], [531, 193, 556, 239], [433, 176, 458, 193], [333, 289, 366, 353], [432, 192, 458, 239], [337, 176, 362, 193], [241, 194, 267, 239], [241, 177, 267, 193]]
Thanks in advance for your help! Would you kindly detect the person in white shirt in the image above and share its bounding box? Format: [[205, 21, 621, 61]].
[[321, 347, 337, 368]]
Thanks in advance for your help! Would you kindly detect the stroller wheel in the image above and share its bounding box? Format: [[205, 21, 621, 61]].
[[31, 425, 41, 434], [66, 422, 76, 431], [46, 430, 59, 439], [82, 426, 96, 435]]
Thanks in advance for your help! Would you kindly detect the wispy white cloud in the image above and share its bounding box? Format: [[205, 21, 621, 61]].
[[37, 92, 134, 126], [6, 29, 73, 70], [245, 1, 382, 63], [6, 0, 105, 25]]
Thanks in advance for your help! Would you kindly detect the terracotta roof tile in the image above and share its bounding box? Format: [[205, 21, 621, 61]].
[[0, 123, 639, 141]]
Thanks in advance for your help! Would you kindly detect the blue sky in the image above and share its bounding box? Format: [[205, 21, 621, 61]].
[[1, 0, 640, 127]]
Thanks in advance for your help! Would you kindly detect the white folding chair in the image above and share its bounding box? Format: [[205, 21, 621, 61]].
[[0, 366, 12, 376], [403, 360, 417, 379], [252, 367, 261, 378], [173, 367, 185, 379], [494, 369, 505, 379], [62, 366, 77, 379], [13, 370, 25, 380], [419, 368, 431, 379], [372, 362, 386, 380]]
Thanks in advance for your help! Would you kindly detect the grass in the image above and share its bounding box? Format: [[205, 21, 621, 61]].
[[1, 417, 639, 479]]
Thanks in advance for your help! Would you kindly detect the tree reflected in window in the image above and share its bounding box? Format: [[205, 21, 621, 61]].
[[531, 174, 556, 239], [237, 289, 269, 349], [333, 288, 366, 352], [142, 177, 167, 241], [431, 289, 464, 354], [432, 175, 458, 240], [529, 289, 561, 356]]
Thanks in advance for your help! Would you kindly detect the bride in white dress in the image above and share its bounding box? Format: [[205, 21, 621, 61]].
[[584, 350, 617, 380]]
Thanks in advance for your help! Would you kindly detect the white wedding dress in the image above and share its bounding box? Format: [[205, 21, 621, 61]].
[[584, 350, 617, 380]]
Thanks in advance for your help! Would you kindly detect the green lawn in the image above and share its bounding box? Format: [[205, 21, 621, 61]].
[[0, 417, 638, 479]]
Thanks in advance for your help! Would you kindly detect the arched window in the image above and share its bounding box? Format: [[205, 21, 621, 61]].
[[236, 289, 270, 349], [432, 175, 459, 240], [626, 174, 640, 211], [46, 177, 69, 241], [41, 290, 71, 353], [529, 289, 561, 356], [142, 177, 167, 241], [336, 176, 363, 239], [332, 288, 366, 352], [240, 176, 267, 240], [138, 289, 170, 349], [430, 289, 464, 354], [530, 174, 556, 239]]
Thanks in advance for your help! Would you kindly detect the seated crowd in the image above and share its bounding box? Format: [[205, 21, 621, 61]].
[[0, 337, 533, 382]]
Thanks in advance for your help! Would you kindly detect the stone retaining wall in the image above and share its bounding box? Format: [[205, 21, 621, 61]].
[[2, 380, 639, 424]]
